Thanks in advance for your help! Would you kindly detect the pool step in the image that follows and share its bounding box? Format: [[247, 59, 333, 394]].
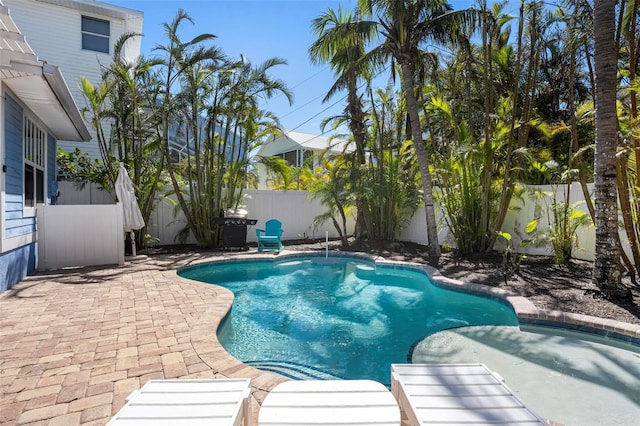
[[247, 360, 342, 380]]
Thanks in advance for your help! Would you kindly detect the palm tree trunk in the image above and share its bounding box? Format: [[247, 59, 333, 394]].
[[479, 0, 493, 252], [400, 61, 440, 262], [491, 1, 524, 247], [592, 0, 623, 294]]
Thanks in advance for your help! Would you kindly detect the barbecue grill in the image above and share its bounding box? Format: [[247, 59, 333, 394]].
[[213, 209, 257, 250]]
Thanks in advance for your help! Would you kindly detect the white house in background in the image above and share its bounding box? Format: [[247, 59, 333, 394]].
[[4, 0, 143, 159], [255, 130, 352, 189], [0, 0, 91, 292]]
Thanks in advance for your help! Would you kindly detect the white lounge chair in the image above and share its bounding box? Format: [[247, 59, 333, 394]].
[[107, 378, 251, 426], [391, 363, 547, 425], [258, 379, 401, 425]]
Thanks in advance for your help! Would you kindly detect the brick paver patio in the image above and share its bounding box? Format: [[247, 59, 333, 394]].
[[2, 250, 639, 426], [0, 252, 287, 425]]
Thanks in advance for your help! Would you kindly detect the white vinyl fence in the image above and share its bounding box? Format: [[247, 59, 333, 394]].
[[398, 183, 599, 262], [145, 189, 354, 245], [37, 203, 124, 271], [51, 182, 614, 266]]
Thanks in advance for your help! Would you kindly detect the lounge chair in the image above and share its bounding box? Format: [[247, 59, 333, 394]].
[[258, 379, 400, 425], [256, 219, 283, 252], [391, 363, 547, 425], [107, 378, 251, 425]]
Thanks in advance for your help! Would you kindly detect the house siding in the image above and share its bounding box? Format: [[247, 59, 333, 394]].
[[4, 0, 143, 159], [1, 94, 37, 291], [3, 95, 29, 236], [0, 245, 35, 293]]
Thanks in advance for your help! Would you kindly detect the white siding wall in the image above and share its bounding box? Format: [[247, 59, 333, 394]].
[[5, 0, 143, 159]]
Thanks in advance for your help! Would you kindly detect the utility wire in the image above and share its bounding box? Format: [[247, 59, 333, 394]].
[[288, 93, 348, 133], [286, 64, 390, 134], [279, 90, 331, 119]]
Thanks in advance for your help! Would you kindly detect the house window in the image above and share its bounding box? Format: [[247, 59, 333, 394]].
[[24, 116, 46, 208], [81, 16, 110, 53], [283, 150, 298, 167], [302, 150, 313, 166]]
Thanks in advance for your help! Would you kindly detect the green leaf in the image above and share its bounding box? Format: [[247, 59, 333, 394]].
[[525, 218, 539, 234], [497, 231, 511, 242]]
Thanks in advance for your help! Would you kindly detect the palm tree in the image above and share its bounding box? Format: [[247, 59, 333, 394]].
[[592, 0, 624, 294], [309, 7, 377, 239], [358, 0, 477, 262], [81, 32, 163, 249], [152, 9, 219, 244], [309, 158, 354, 247]]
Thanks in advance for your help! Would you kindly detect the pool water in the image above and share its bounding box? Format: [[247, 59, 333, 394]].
[[411, 325, 640, 425], [180, 257, 518, 385]]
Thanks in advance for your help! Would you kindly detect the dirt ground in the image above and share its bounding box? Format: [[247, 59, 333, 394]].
[[143, 238, 640, 326]]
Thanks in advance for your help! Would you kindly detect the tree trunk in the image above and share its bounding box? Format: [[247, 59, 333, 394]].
[[400, 61, 440, 262], [592, 0, 623, 293]]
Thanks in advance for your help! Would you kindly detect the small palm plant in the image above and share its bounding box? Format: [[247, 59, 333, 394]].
[[522, 161, 592, 264], [524, 201, 592, 264]]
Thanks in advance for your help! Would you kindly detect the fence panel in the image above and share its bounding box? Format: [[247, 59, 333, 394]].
[[55, 183, 608, 262], [57, 182, 114, 204], [37, 203, 124, 271], [399, 183, 597, 261]]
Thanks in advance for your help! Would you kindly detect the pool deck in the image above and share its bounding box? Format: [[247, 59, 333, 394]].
[[1, 250, 639, 426]]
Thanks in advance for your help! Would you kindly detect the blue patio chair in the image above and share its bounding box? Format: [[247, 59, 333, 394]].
[[256, 219, 284, 252]]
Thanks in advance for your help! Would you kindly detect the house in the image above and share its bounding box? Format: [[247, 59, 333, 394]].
[[0, 0, 91, 292], [4, 0, 143, 159], [255, 130, 352, 189]]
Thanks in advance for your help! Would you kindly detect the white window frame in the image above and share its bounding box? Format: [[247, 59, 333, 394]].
[[23, 115, 47, 216]]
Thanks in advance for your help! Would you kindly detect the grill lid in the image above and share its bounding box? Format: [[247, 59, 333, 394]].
[[225, 208, 248, 218]]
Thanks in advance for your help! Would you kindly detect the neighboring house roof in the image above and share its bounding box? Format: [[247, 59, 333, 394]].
[[259, 130, 353, 158], [0, 1, 90, 141], [285, 130, 352, 152]]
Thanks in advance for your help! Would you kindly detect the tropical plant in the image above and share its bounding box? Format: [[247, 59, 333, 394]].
[[496, 231, 525, 282], [309, 158, 355, 247], [309, 6, 378, 239], [360, 86, 422, 240], [150, 10, 291, 247], [80, 32, 164, 248], [357, 0, 479, 262], [524, 197, 592, 264], [56, 148, 109, 191]]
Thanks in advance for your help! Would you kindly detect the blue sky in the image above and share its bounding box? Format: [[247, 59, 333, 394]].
[[108, 0, 483, 136]]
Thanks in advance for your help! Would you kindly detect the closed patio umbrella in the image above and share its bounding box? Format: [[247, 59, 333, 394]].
[[115, 163, 145, 256]]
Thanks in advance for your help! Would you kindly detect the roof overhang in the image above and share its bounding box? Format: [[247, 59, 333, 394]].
[[3, 63, 91, 141], [35, 0, 143, 21], [0, 2, 91, 141]]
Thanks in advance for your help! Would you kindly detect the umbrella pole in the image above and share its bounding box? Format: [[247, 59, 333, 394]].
[[130, 231, 136, 257]]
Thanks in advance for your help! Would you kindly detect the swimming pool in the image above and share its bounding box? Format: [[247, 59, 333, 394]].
[[179, 255, 518, 384]]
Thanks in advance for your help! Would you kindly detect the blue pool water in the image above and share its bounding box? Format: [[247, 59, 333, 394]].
[[179, 256, 518, 384]]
